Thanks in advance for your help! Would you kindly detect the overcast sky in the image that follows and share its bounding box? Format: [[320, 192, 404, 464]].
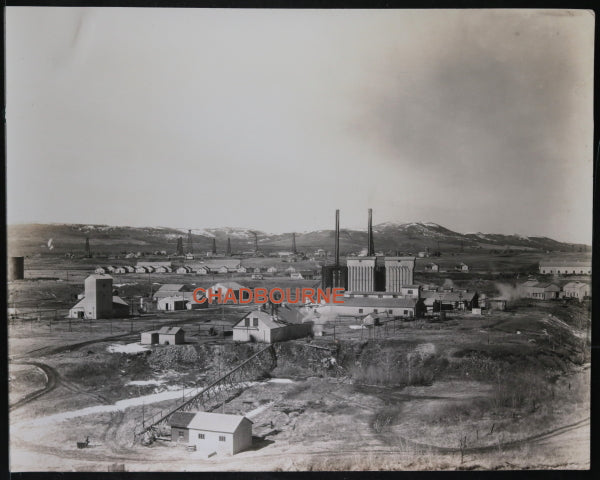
[[6, 8, 594, 243]]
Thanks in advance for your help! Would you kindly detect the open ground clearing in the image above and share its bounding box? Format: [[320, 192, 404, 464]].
[[8, 254, 591, 471]]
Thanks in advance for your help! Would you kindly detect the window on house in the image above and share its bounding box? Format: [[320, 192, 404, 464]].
[[358, 309, 363, 314], [253, 318, 258, 327], [219, 436, 226, 442], [404, 310, 408, 315], [408, 290, 413, 294], [178, 431, 184, 438], [198, 433, 205, 440], [388, 309, 393, 314], [374, 309, 378, 313], [378, 295, 383, 298], [244, 318, 250, 327]]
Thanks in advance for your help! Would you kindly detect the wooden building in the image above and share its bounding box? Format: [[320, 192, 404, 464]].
[[169, 411, 252, 455]]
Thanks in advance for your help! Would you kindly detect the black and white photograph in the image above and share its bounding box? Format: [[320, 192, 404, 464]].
[[5, 7, 594, 472]]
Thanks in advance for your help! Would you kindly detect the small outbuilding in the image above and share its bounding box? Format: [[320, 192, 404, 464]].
[[158, 326, 185, 345], [488, 298, 507, 311], [141, 331, 159, 345], [157, 296, 188, 311], [169, 411, 253, 456]]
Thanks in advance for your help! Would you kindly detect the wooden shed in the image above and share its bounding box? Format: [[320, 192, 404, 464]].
[[158, 326, 185, 345]]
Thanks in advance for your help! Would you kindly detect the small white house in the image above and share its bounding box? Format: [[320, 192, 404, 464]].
[[267, 266, 278, 274], [561, 282, 590, 301], [169, 411, 252, 456], [157, 296, 188, 311], [232, 310, 312, 343]]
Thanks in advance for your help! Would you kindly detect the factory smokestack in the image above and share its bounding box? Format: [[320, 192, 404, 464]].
[[212, 238, 217, 255], [335, 209, 340, 267], [226, 237, 232, 256], [367, 208, 375, 256], [292, 233, 297, 254]]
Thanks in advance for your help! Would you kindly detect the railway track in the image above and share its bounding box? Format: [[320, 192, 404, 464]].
[[9, 362, 59, 411]]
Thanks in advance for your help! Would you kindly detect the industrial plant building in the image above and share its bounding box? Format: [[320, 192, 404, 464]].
[[68, 274, 130, 319], [321, 209, 416, 294], [318, 297, 422, 317], [421, 289, 479, 313], [8, 256, 25, 281]]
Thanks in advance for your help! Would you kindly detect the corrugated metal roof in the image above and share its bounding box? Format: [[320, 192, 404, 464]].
[[330, 297, 418, 308], [158, 326, 184, 334], [211, 282, 246, 291], [186, 412, 252, 433], [112, 296, 128, 306], [563, 281, 588, 289], [420, 291, 477, 302], [539, 260, 591, 267], [234, 310, 288, 329], [168, 412, 197, 428], [87, 274, 113, 280], [155, 284, 185, 292]]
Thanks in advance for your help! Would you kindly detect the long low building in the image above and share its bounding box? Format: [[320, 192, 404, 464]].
[[420, 290, 478, 313], [317, 297, 422, 317], [519, 280, 560, 300], [539, 260, 591, 275]]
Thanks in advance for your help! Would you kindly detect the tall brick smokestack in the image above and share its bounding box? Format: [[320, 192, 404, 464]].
[[368, 208, 375, 256], [335, 209, 340, 267]]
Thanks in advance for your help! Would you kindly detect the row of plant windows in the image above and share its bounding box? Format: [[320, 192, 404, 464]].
[[178, 431, 227, 442]]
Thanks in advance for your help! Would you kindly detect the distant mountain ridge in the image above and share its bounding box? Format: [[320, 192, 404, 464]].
[[6, 222, 588, 257]]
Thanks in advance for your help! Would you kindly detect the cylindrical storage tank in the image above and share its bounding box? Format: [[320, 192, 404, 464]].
[[8, 257, 25, 281]]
